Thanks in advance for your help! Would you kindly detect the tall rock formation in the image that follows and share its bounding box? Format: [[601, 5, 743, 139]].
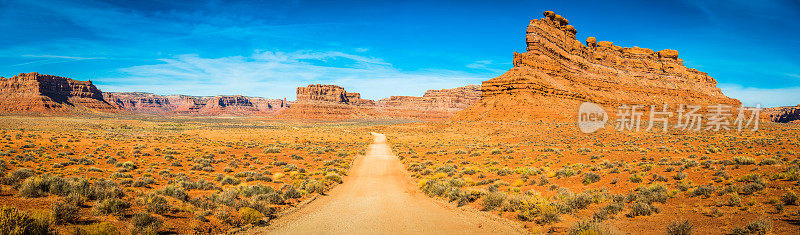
[[457, 11, 740, 121], [0, 72, 116, 113]]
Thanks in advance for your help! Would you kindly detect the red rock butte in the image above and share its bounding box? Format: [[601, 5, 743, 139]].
[[457, 11, 741, 121], [0, 72, 116, 113]]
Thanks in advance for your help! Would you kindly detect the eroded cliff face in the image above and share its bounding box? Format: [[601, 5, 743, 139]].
[[284, 84, 480, 120], [457, 11, 740, 121], [376, 85, 481, 111], [104, 92, 288, 116], [0, 72, 116, 113], [763, 105, 800, 123]]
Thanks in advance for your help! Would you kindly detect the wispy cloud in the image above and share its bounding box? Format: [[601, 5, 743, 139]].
[[97, 50, 487, 100], [720, 83, 800, 107], [466, 60, 505, 74], [22, 55, 106, 60]]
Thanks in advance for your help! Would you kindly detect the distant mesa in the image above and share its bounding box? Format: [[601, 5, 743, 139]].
[[762, 105, 800, 123], [281, 84, 480, 120], [0, 72, 478, 119], [456, 11, 741, 121], [103, 92, 288, 116], [0, 72, 116, 113]]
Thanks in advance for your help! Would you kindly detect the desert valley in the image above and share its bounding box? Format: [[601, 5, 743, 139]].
[[1, 8, 799, 235]]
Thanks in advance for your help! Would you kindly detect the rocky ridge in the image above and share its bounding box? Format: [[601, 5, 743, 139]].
[[103, 92, 288, 116], [0, 72, 116, 113], [283, 84, 480, 119], [457, 11, 741, 121], [762, 105, 800, 123]]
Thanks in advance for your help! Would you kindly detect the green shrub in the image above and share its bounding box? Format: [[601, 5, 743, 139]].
[[238, 207, 264, 225], [50, 202, 80, 225], [141, 194, 171, 215], [157, 185, 189, 201], [282, 186, 303, 199], [693, 185, 715, 198], [759, 158, 779, 165], [732, 156, 756, 165], [781, 192, 798, 205], [481, 191, 507, 211], [73, 222, 117, 235], [582, 172, 601, 184], [263, 147, 281, 154], [629, 174, 642, 183], [666, 220, 693, 235], [731, 219, 772, 235], [0, 206, 52, 234], [537, 206, 561, 224], [1, 168, 34, 187], [18, 175, 68, 198], [325, 173, 343, 184], [673, 172, 687, 180], [569, 221, 614, 235], [93, 198, 130, 216], [131, 213, 162, 235], [626, 202, 656, 217]]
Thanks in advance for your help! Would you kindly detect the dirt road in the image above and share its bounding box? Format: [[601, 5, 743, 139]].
[[246, 132, 526, 234]]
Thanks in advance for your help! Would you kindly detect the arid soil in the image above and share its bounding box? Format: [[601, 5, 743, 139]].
[[251, 133, 526, 234], [376, 121, 800, 234], [0, 115, 372, 234]]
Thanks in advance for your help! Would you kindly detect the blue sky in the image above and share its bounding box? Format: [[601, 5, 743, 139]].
[[0, 0, 798, 106]]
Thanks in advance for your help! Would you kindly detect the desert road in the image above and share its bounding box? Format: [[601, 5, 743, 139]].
[[245, 132, 526, 234]]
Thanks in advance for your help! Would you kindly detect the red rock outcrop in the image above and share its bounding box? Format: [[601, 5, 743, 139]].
[[104, 92, 289, 116], [457, 11, 741, 121], [296, 84, 374, 106], [377, 85, 480, 111], [103, 92, 172, 113], [0, 72, 116, 113], [285, 84, 479, 120], [762, 105, 800, 123]]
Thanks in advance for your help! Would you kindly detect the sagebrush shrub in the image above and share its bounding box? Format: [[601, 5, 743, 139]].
[[666, 220, 693, 235], [0, 206, 52, 234], [73, 222, 117, 235], [731, 219, 772, 235], [131, 213, 162, 235], [238, 207, 264, 225], [627, 202, 656, 217], [93, 198, 130, 216], [50, 202, 80, 225], [582, 172, 601, 184], [569, 221, 614, 235], [481, 191, 507, 211], [781, 192, 798, 205]]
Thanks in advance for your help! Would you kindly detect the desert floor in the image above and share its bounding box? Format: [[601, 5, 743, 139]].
[[251, 132, 526, 234], [0, 115, 798, 234]]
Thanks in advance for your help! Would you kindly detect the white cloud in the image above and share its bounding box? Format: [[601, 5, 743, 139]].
[[719, 83, 800, 107], [466, 60, 505, 74], [97, 50, 488, 100]]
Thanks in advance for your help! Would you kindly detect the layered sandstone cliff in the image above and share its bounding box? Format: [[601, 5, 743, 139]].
[[457, 11, 740, 121], [0, 72, 116, 113], [284, 84, 480, 119], [103, 92, 288, 116], [376, 85, 480, 111], [763, 105, 800, 123]]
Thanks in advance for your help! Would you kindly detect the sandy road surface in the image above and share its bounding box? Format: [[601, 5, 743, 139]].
[[245, 132, 526, 235]]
